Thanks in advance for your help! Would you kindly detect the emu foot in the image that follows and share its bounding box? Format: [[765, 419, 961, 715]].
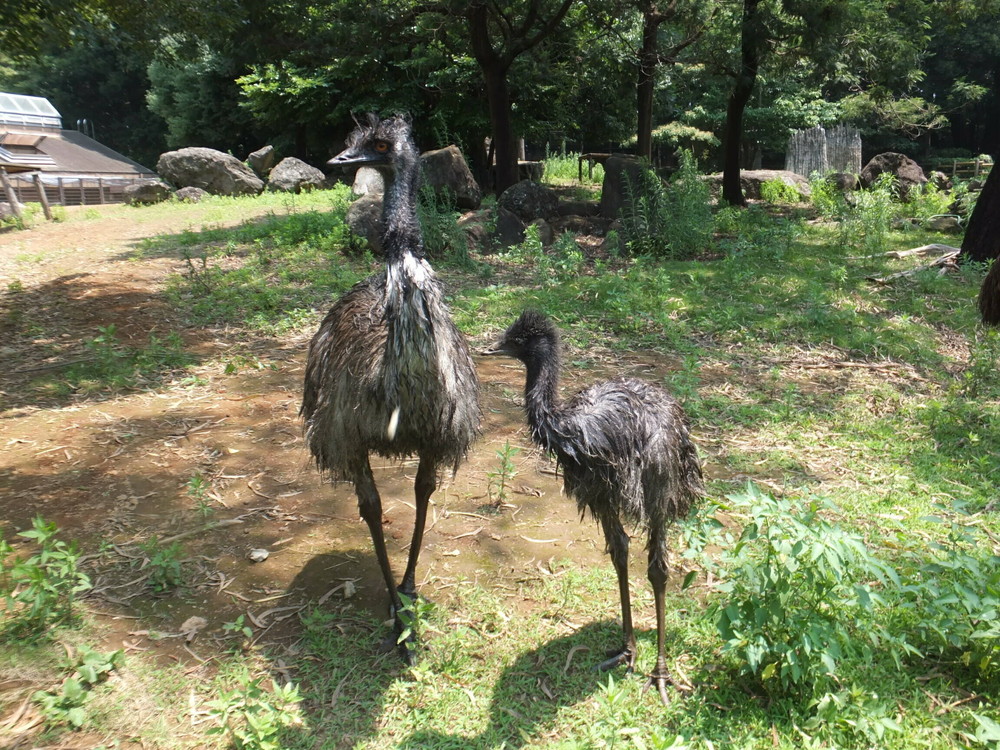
[[595, 645, 636, 673], [378, 622, 417, 665], [642, 670, 672, 706]]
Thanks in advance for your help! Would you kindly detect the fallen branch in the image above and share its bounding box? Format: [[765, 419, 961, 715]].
[[867, 247, 960, 283]]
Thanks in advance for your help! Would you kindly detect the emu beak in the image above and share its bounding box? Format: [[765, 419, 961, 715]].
[[481, 342, 505, 356]]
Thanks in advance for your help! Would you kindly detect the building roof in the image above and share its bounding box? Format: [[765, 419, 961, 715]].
[[0, 92, 154, 177]]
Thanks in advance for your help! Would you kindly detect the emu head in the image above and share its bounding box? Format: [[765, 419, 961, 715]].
[[327, 113, 416, 174], [484, 309, 559, 364]]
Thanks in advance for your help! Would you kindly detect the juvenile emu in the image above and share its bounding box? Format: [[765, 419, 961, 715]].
[[485, 310, 703, 702], [301, 114, 480, 661]]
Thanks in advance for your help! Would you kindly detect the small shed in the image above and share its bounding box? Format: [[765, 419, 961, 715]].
[[0, 92, 156, 205]]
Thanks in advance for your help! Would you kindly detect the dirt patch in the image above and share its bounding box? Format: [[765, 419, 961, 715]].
[[0, 204, 695, 683]]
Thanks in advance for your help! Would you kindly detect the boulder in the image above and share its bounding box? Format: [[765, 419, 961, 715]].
[[247, 145, 276, 178], [828, 172, 860, 192], [859, 152, 927, 199], [175, 186, 209, 203], [123, 179, 172, 206], [352, 166, 384, 196], [156, 147, 264, 196], [926, 215, 963, 233], [491, 206, 526, 248], [599, 155, 649, 219], [519, 161, 543, 182], [529, 218, 554, 246], [268, 157, 325, 193], [0, 201, 25, 222], [556, 199, 599, 217], [346, 194, 384, 254], [498, 180, 558, 222], [702, 169, 810, 200], [421, 145, 482, 209]]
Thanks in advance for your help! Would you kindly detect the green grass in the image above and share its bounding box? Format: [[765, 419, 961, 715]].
[[4, 183, 1000, 748]]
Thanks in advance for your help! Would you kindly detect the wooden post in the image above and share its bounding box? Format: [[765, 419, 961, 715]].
[[58, 177, 65, 205], [0, 168, 23, 220], [80, 177, 86, 206], [32, 173, 53, 220], [98, 177, 105, 204]]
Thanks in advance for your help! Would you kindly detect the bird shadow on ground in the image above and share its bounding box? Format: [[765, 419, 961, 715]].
[[396, 622, 650, 750]]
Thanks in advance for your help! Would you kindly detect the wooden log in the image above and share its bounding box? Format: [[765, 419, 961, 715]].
[[0, 168, 22, 220], [32, 173, 53, 220]]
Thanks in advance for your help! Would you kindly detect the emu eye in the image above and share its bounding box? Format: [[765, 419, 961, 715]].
[[374, 140, 389, 153]]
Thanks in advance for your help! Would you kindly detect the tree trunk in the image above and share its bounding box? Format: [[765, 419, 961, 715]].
[[969, 161, 1000, 324], [636, 13, 664, 162], [962, 161, 1000, 263], [722, 0, 761, 207], [483, 67, 519, 193]]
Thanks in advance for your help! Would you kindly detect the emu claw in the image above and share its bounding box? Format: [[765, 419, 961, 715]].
[[595, 647, 635, 673]]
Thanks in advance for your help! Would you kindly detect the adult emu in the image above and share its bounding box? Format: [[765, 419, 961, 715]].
[[301, 114, 480, 661], [484, 310, 703, 702]]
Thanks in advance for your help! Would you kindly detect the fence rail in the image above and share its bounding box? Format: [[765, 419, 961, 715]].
[[924, 157, 993, 179], [5, 174, 149, 206]]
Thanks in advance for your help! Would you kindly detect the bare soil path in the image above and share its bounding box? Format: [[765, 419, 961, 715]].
[[0, 204, 673, 670]]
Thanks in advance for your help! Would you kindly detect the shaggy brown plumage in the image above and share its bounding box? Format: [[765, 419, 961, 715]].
[[301, 114, 480, 661], [485, 310, 703, 704]]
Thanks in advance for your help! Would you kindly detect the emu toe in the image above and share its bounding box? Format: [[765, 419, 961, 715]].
[[643, 671, 672, 706], [595, 645, 636, 673]]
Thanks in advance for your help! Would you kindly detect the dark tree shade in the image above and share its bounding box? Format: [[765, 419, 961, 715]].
[[966, 162, 1000, 324]]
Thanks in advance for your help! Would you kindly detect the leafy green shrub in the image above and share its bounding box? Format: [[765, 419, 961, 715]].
[[808, 172, 848, 220], [33, 646, 124, 729], [840, 173, 898, 256], [760, 178, 802, 204], [890, 501, 1000, 682], [207, 675, 303, 750], [701, 485, 896, 695], [417, 184, 471, 265], [619, 150, 711, 258], [542, 150, 603, 185], [0, 517, 92, 639], [905, 180, 955, 225]]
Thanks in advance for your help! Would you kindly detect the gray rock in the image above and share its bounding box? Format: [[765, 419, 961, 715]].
[[123, 179, 172, 206], [491, 206, 526, 248], [600, 155, 649, 219], [0, 201, 25, 221], [498, 180, 558, 222], [175, 186, 209, 203], [268, 157, 325, 193], [860, 152, 927, 200], [421, 145, 482, 209], [346, 194, 384, 254], [352, 166, 384, 196], [157, 147, 264, 196], [247, 145, 276, 178]]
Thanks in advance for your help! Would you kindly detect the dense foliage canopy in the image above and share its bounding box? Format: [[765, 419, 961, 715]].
[[2, 0, 998, 191]]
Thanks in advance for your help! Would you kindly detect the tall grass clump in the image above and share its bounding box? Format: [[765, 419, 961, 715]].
[[840, 172, 898, 257], [619, 150, 712, 258], [542, 148, 603, 186], [808, 172, 848, 219]]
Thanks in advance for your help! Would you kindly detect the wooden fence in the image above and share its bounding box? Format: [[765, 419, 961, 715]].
[[5, 174, 150, 206], [924, 157, 993, 179]]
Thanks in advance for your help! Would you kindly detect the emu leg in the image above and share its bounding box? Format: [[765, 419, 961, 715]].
[[643, 526, 672, 705], [354, 460, 411, 663], [596, 515, 636, 673], [398, 456, 437, 598]]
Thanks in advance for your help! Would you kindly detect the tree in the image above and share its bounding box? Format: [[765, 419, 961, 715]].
[[720, 0, 760, 206], [633, 1, 708, 161], [465, 0, 576, 192]]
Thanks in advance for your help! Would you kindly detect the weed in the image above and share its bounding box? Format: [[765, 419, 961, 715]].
[[397, 592, 441, 646], [139, 538, 185, 593], [486, 440, 521, 508], [619, 150, 712, 258], [808, 172, 847, 219], [32, 645, 124, 730], [840, 173, 898, 257], [0, 517, 91, 639], [760, 178, 802, 204], [207, 674, 303, 750], [701, 484, 897, 695], [222, 615, 255, 651]]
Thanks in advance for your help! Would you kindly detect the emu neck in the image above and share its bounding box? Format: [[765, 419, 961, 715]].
[[382, 151, 423, 261], [523, 344, 562, 448]]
